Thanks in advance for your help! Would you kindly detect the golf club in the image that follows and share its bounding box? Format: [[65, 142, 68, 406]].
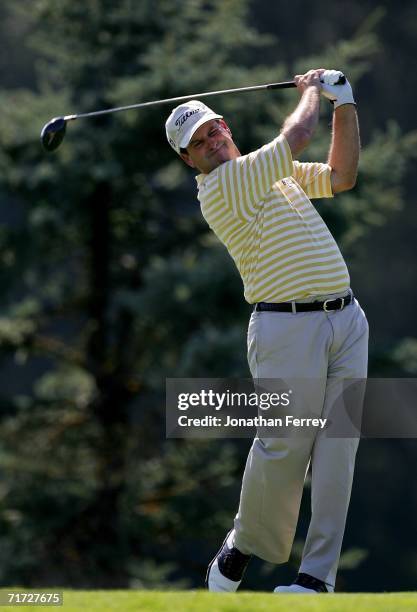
[[40, 75, 345, 152]]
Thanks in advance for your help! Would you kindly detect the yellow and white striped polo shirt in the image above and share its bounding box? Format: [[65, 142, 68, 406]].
[[196, 134, 350, 303]]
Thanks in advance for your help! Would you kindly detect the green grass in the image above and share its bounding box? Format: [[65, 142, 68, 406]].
[[2, 590, 416, 611]]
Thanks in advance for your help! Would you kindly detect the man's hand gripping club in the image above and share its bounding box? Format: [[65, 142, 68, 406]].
[[320, 70, 356, 108]]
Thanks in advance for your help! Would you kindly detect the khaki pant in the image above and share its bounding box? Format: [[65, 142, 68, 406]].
[[233, 291, 369, 588]]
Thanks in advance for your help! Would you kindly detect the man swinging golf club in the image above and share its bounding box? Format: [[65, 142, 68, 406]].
[[165, 68, 369, 594]]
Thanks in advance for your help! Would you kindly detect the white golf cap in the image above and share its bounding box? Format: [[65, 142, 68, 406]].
[[165, 100, 223, 154]]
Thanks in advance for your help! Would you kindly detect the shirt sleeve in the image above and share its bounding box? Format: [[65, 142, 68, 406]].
[[218, 134, 294, 221], [292, 160, 334, 199]]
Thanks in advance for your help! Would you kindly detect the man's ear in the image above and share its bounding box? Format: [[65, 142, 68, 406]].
[[219, 119, 232, 137], [180, 151, 196, 168]]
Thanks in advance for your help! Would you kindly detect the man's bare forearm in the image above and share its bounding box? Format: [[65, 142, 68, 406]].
[[282, 85, 321, 155], [328, 105, 360, 192]]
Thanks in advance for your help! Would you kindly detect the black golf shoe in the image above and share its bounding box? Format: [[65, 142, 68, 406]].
[[205, 530, 252, 592], [274, 572, 333, 593]]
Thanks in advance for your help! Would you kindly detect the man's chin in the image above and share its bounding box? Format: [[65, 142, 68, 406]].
[[214, 149, 231, 165], [206, 158, 227, 172], [203, 149, 232, 172]]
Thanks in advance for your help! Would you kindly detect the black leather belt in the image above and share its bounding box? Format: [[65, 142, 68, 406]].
[[254, 293, 353, 313]]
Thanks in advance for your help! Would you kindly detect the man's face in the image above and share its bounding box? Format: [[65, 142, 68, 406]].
[[180, 119, 240, 174]]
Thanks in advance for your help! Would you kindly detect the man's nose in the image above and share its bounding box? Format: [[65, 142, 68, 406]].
[[207, 135, 219, 149]]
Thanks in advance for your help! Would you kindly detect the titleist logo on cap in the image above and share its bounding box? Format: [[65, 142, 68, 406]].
[[174, 108, 200, 131]]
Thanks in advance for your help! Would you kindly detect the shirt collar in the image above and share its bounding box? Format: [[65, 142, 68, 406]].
[[195, 173, 206, 188], [195, 167, 219, 188]]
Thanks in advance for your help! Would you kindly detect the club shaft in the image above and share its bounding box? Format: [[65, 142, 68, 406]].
[[64, 81, 296, 121]]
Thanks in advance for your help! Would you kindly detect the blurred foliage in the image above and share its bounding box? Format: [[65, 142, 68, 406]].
[[0, 0, 416, 593]]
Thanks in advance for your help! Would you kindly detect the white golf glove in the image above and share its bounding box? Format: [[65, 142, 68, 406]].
[[320, 70, 355, 109]]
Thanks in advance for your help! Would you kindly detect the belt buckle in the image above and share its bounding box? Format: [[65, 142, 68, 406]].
[[323, 297, 344, 312]]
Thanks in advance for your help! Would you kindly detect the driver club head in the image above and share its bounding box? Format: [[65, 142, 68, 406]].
[[40, 117, 67, 151]]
